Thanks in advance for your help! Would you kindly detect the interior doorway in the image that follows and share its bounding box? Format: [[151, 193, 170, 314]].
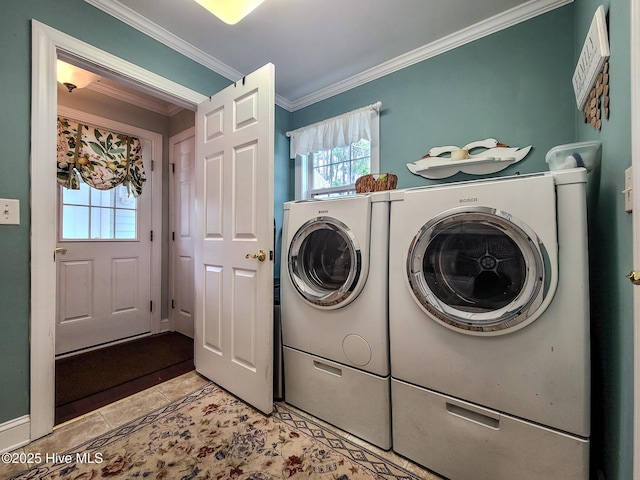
[[52, 101, 180, 425], [30, 20, 208, 440]]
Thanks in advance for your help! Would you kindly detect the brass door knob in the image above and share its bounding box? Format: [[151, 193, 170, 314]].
[[246, 249, 266, 262], [627, 270, 640, 285]]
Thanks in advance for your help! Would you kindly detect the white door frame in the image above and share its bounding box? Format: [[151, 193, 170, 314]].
[[56, 105, 164, 346], [632, 0, 640, 478], [30, 20, 207, 440]]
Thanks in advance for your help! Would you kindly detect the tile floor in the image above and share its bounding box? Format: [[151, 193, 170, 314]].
[[2, 371, 440, 479]]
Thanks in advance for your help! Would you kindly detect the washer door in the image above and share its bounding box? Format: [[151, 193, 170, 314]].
[[407, 207, 547, 334], [288, 217, 363, 308]]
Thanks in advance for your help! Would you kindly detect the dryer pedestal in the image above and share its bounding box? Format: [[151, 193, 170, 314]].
[[284, 347, 391, 450], [392, 379, 589, 480]]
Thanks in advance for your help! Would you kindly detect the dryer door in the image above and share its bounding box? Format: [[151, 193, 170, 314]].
[[288, 217, 363, 308], [407, 207, 548, 334]]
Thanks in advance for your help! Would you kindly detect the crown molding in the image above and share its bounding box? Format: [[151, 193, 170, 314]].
[[84, 0, 242, 80], [288, 0, 573, 110], [85, 0, 571, 112], [84, 0, 291, 110], [86, 81, 184, 116]]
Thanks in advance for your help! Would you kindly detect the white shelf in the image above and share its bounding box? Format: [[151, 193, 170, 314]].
[[407, 145, 532, 180]]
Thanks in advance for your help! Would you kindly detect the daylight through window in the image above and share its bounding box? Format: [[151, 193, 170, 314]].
[[60, 180, 137, 240], [288, 102, 380, 200], [309, 139, 371, 198]]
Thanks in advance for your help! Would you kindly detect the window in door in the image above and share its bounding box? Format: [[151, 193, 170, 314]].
[[60, 180, 137, 240]]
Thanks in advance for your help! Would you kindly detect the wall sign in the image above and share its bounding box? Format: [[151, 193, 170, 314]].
[[572, 5, 610, 110]]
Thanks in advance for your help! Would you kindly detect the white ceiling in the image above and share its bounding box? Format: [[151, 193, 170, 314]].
[[85, 0, 571, 111]]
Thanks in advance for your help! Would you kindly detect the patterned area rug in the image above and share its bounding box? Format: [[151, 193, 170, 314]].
[[11, 383, 427, 480]]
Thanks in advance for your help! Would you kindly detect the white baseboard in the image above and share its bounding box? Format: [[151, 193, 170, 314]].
[[0, 416, 30, 454], [160, 317, 171, 332]]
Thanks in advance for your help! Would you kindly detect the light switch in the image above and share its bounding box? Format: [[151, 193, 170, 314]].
[[0, 198, 20, 225]]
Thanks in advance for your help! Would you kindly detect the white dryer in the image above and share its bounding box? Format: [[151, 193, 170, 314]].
[[281, 192, 391, 449], [389, 169, 590, 480]]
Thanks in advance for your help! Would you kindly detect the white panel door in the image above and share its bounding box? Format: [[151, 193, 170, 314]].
[[56, 153, 152, 354], [170, 128, 196, 338], [194, 64, 275, 414]]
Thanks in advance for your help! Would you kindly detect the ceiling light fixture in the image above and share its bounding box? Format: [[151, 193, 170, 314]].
[[56, 60, 99, 93], [194, 0, 265, 25]]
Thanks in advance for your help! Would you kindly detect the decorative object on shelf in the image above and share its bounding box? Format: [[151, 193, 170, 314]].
[[407, 138, 532, 179], [583, 60, 609, 130], [355, 173, 398, 193], [572, 5, 610, 111]]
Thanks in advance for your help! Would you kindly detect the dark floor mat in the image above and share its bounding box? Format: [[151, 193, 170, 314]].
[[55, 332, 194, 407]]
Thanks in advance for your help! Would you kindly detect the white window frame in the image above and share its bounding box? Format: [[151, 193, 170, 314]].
[[59, 180, 139, 241], [292, 106, 380, 200]]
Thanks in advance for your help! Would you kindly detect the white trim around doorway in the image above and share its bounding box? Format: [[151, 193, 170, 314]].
[[631, 0, 640, 477], [30, 20, 207, 442]]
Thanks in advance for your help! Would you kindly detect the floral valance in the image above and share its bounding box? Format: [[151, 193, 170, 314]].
[[57, 117, 146, 197]]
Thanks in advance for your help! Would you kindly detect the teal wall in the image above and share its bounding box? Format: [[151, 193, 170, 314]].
[[291, 7, 576, 188], [574, 1, 634, 480]]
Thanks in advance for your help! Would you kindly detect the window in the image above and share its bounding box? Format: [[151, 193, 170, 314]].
[[288, 103, 380, 200], [307, 139, 372, 198], [60, 180, 138, 240]]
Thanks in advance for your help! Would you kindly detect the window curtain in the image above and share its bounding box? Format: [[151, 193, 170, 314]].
[[57, 117, 146, 197], [286, 102, 381, 159]]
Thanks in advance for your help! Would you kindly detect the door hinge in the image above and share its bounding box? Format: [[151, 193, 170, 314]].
[[171, 299, 175, 309], [270, 250, 274, 261], [171, 163, 175, 173], [151, 160, 155, 172], [150, 301, 153, 312], [150, 230, 154, 241], [172, 231, 175, 241]]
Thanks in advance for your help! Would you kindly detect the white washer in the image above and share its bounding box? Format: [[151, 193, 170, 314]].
[[281, 192, 391, 449], [389, 169, 590, 480]]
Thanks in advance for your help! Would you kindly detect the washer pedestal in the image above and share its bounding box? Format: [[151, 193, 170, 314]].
[[284, 347, 391, 450]]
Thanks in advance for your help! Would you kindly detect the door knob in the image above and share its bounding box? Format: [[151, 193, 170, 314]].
[[246, 249, 266, 262], [627, 270, 640, 285], [54, 247, 67, 261]]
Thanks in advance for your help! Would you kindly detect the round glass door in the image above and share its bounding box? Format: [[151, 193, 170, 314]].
[[288, 217, 362, 308], [407, 207, 546, 333]]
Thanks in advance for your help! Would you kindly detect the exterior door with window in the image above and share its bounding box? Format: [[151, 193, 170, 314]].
[[194, 63, 274, 414], [55, 148, 152, 355]]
